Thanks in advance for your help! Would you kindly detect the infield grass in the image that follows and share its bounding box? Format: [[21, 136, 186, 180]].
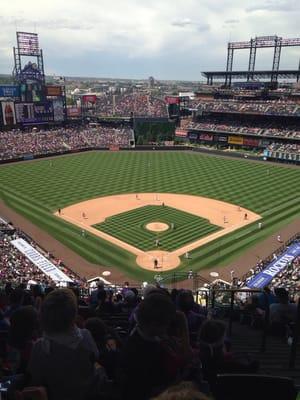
[[0, 151, 299, 280], [94, 205, 220, 251]]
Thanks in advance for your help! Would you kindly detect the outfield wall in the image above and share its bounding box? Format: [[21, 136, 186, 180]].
[[0, 145, 299, 166]]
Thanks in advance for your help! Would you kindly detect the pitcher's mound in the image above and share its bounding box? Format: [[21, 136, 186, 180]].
[[146, 222, 169, 232], [136, 250, 180, 271]]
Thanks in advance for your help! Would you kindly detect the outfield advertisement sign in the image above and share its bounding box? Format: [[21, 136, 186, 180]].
[[247, 242, 300, 289], [243, 137, 259, 147], [228, 136, 244, 145], [1, 101, 17, 126], [67, 106, 81, 117], [215, 135, 228, 142], [189, 132, 198, 140], [175, 129, 188, 137], [53, 99, 65, 121], [11, 238, 73, 284], [34, 101, 54, 122], [265, 150, 300, 162], [199, 133, 214, 141], [0, 85, 20, 98], [15, 103, 35, 123]]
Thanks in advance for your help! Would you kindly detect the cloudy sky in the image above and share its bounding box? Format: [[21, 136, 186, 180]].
[[0, 0, 299, 80]]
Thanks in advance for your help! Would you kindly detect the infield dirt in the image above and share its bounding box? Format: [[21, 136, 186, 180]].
[[55, 193, 261, 271]]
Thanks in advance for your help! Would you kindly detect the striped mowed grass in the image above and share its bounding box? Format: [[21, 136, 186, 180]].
[[94, 205, 220, 251], [0, 151, 299, 280]]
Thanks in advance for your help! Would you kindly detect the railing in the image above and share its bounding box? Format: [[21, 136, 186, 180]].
[[209, 288, 300, 369], [241, 233, 300, 289], [156, 271, 210, 293], [289, 298, 300, 369]]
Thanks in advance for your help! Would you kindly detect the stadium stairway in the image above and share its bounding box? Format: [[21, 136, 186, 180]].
[[229, 322, 300, 385], [62, 142, 71, 149], [80, 131, 91, 145]]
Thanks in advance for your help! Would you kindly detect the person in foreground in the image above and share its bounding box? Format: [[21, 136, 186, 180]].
[[119, 292, 185, 400], [27, 288, 108, 400]]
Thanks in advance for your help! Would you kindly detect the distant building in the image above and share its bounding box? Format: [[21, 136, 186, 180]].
[[149, 76, 155, 88]]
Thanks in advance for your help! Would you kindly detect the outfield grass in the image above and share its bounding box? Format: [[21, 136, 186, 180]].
[[0, 151, 299, 280], [94, 205, 220, 251]]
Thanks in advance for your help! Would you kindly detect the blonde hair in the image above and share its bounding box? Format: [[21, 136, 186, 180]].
[[151, 381, 211, 400]]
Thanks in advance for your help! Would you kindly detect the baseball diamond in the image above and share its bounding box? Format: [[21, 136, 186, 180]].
[[0, 151, 299, 280], [93, 205, 221, 252]]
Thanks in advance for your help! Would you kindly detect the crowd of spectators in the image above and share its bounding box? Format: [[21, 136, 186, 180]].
[[188, 119, 300, 139], [266, 142, 300, 155], [0, 216, 299, 398], [195, 99, 300, 117], [241, 239, 300, 295], [0, 277, 298, 398], [0, 126, 134, 160], [0, 280, 265, 400], [95, 94, 168, 117], [0, 219, 85, 289]]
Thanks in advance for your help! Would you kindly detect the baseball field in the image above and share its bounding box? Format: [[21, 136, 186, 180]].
[[0, 150, 299, 281]]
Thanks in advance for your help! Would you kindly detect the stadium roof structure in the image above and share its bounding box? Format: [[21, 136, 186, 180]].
[[202, 69, 300, 83], [202, 35, 300, 86]]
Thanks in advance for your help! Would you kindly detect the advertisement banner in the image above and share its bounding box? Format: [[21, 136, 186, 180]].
[[215, 135, 228, 142], [46, 85, 62, 97], [247, 242, 300, 289], [82, 95, 97, 104], [0, 85, 20, 98], [165, 96, 180, 105], [243, 137, 259, 147], [53, 99, 65, 121], [1, 101, 16, 126], [11, 238, 73, 283], [67, 107, 81, 117], [228, 136, 244, 145], [189, 132, 198, 140], [199, 133, 214, 141], [15, 103, 35, 123], [34, 101, 54, 122], [175, 129, 188, 137]]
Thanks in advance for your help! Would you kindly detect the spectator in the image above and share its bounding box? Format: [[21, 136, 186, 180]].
[[119, 292, 185, 400], [270, 288, 297, 324], [198, 319, 259, 385], [85, 317, 121, 380], [28, 289, 107, 400], [7, 306, 38, 374], [151, 381, 211, 400]]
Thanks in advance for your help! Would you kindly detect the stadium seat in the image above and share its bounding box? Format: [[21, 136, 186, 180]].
[[14, 387, 48, 400], [214, 374, 297, 400]]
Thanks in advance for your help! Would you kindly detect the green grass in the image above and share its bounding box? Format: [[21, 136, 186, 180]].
[[94, 205, 220, 251], [0, 151, 299, 280]]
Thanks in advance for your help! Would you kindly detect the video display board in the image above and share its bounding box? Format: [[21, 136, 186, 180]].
[[67, 107, 81, 117], [53, 99, 65, 121], [82, 95, 97, 104], [34, 101, 54, 122], [46, 85, 62, 97], [15, 103, 35, 123], [17, 32, 39, 56]]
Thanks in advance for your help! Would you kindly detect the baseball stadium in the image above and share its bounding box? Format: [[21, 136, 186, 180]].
[[0, 31, 299, 399]]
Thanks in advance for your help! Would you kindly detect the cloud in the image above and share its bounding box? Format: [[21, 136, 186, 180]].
[[171, 18, 193, 27], [0, 0, 298, 80], [246, 0, 299, 13], [225, 19, 239, 24], [171, 18, 210, 32]]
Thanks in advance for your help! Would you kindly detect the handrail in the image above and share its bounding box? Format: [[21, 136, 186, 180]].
[[289, 298, 300, 369], [211, 287, 270, 352]]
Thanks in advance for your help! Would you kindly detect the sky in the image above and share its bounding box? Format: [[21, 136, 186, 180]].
[[0, 0, 299, 80]]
